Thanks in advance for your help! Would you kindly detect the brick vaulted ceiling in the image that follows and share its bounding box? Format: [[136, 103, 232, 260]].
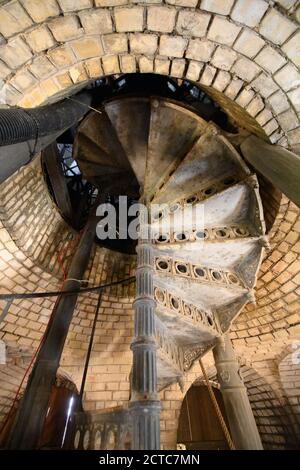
[[0, 0, 299, 450]]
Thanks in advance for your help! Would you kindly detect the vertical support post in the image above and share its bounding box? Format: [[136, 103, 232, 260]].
[[8, 215, 98, 449], [129, 209, 160, 450], [213, 334, 263, 450]]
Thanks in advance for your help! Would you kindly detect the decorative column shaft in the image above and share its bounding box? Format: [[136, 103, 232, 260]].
[[213, 334, 263, 450], [130, 219, 160, 450]]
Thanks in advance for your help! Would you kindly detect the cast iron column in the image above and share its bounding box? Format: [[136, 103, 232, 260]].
[[130, 211, 160, 450], [8, 214, 98, 449], [213, 334, 263, 450]]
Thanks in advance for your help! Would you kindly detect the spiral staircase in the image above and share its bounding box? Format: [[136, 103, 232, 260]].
[[73, 95, 266, 393]]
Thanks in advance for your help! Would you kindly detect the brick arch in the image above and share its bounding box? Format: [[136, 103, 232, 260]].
[[0, 1, 298, 151]]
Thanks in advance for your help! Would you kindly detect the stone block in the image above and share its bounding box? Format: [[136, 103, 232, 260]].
[[154, 57, 170, 75], [255, 46, 286, 74], [213, 70, 231, 92], [259, 9, 297, 45], [25, 25, 55, 53], [69, 63, 88, 83], [200, 0, 234, 15], [84, 57, 103, 78], [235, 88, 255, 107], [211, 45, 237, 71], [9, 68, 37, 93], [148, 6, 176, 33], [103, 34, 128, 54], [57, 0, 92, 11], [267, 90, 290, 114], [139, 56, 154, 73], [231, 0, 268, 27], [48, 45, 76, 67], [233, 29, 265, 59], [40, 77, 60, 98], [95, 0, 127, 5], [186, 60, 203, 82], [176, 10, 210, 37], [232, 57, 260, 82], [186, 38, 215, 62], [102, 55, 120, 74], [283, 32, 300, 68], [251, 73, 279, 99], [20, 0, 60, 23], [115, 7, 144, 32], [166, 0, 198, 5], [0, 1, 32, 38], [246, 96, 264, 117], [71, 37, 104, 60], [208, 17, 241, 46], [288, 87, 300, 112], [0, 61, 11, 80], [79, 9, 113, 34], [120, 54, 136, 73], [170, 58, 185, 78], [48, 15, 82, 42], [0, 37, 32, 69], [130, 33, 158, 55], [199, 64, 216, 86], [274, 64, 300, 92], [277, 109, 299, 132], [29, 56, 56, 79], [159, 35, 187, 58]]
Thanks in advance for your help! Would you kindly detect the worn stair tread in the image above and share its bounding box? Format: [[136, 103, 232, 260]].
[[104, 97, 150, 187], [152, 131, 250, 205], [154, 276, 247, 309], [144, 98, 206, 200]]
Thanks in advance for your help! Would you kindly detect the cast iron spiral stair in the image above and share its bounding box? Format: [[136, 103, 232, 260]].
[[73, 96, 266, 391]]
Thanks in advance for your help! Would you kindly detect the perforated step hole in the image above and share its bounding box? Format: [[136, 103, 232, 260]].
[[174, 232, 188, 242], [196, 308, 203, 322], [215, 228, 229, 239], [184, 304, 192, 317], [157, 259, 169, 271], [171, 297, 180, 310], [204, 187, 216, 196], [176, 263, 188, 275], [155, 233, 169, 243], [186, 196, 197, 205], [154, 288, 165, 304], [153, 210, 164, 221], [195, 230, 207, 240], [211, 270, 223, 282], [227, 273, 239, 285], [194, 266, 207, 279], [234, 227, 250, 237]]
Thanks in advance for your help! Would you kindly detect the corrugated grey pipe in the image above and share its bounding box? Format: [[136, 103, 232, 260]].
[[0, 91, 92, 184]]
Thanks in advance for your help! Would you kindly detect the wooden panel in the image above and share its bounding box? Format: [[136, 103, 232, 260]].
[[177, 385, 229, 450]]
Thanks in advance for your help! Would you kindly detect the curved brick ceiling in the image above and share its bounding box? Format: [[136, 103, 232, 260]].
[[0, 1, 298, 151]]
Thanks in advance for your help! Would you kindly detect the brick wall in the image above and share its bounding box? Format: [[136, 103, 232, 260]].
[[0, 1, 299, 151]]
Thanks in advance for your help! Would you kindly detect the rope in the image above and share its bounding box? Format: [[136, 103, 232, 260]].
[[199, 358, 236, 451]]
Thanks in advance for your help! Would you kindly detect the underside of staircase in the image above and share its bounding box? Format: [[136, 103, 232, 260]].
[[73, 95, 266, 393]]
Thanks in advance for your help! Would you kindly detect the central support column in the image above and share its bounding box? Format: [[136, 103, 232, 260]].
[[8, 215, 98, 449], [130, 212, 160, 450], [213, 334, 263, 450]]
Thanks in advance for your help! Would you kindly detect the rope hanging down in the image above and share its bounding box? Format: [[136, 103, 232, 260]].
[[199, 358, 236, 451]]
